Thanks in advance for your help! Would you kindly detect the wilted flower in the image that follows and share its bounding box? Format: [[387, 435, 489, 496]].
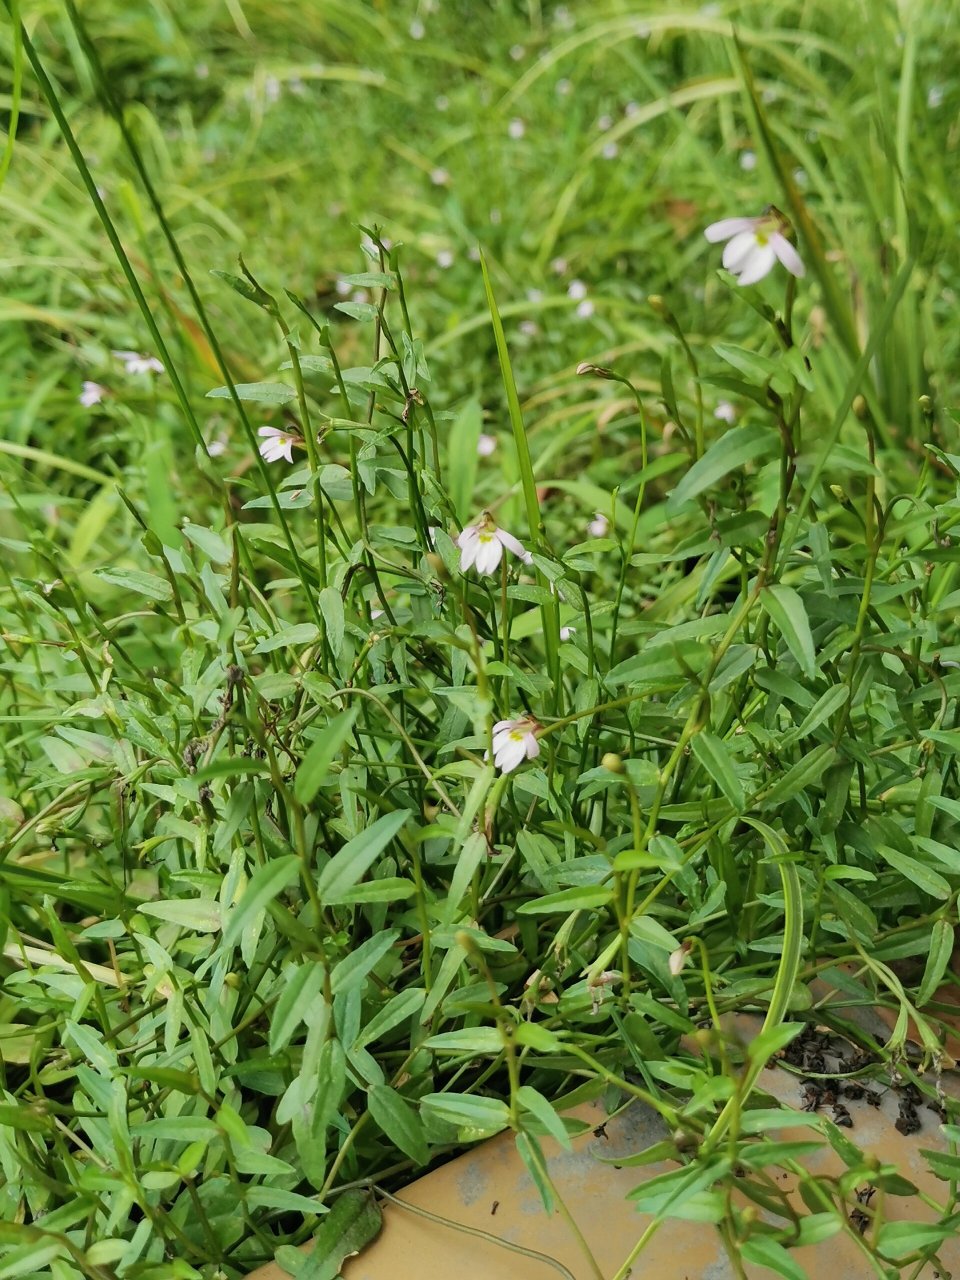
[[79, 381, 107, 407], [113, 350, 164, 375], [457, 512, 531, 576], [704, 210, 804, 286], [587, 969, 621, 1015], [492, 716, 540, 774], [714, 401, 737, 424], [477, 433, 497, 457], [257, 426, 298, 463], [669, 940, 693, 977], [588, 512, 609, 538]]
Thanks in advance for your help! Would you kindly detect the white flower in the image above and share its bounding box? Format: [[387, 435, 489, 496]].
[[113, 350, 164, 375], [409, 17, 425, 38], [79, 381, 106, 407], [714, 401, 737, 424], [559, 625, 577, 641], [477, 433, 497, 457], [587, 512, 609, 538], [430, 167, 450, 186], [457, 513, 530, 576], [436, 250, 454, 269], [703, 211, 804, 286], [550, 256, 569, 275], [597, 114, 613, 131], [576, 299, 595, 319], [207, 438, 228, 457], [928, 85, 944, 109], [567, 279, 588, 300], [508, 118, 526, 139], [669, 942, 692, 977], [519, 320, 539, 336], [264, 75, 281, 103], [739, 149, 757, 171], [556, 78, 572, 97], [492, 717, 540, 774], [602, 142, 619, 159], [257, 426, 297, 463], [510, 44, 525, 61]]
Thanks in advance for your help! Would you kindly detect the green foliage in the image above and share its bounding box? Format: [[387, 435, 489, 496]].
[[3, 1, 960, 1277]]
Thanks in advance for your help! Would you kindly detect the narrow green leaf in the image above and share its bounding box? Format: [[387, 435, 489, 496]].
[[516, 1085, 571, 1151], [317, 810, 411, 901], [294, 708, 358, 804], [692, 731, 744, 810], [876, 847, 951, 900], [761, 585, 817, 680], [917, 919, 954, 1006], [297, 1189, 382, 1280], [367, 1085, 428, 1165], [668, 423, 774, 510], [206, 381, 297, 404], [355, 988, 426, 1050], [740, 1236, 810, 1280], [223, 856, 300, 947], [759, 744, 836, 809], [318, 587, 344, 658], [420, 1092, 510, 1133], [269, 962, 327, 1054], [515, 885, 613, 914]]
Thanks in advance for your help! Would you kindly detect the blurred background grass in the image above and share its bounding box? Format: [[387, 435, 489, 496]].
[[5, 0, 959, 457]]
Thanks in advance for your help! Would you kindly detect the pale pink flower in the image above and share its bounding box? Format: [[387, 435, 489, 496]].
[[567, 279, 588, 301], [477, 433, 497, 457], [257, 426, 297, 463], [457, 513, 530, 576], [559, 625, 577, 641], [588, 512, 609, 538], [492, 717, 540, 774], [113, 350, 164, 375], [714, 401, 737, 424], [704, 211, 804, 286], [508, 118, 526, 140], [79, 381, 107, 407]]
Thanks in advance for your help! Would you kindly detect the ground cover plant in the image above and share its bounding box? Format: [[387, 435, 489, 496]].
[[3, 0, 960, 1276]]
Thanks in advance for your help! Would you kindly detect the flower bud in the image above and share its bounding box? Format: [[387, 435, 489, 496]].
[[576, 362, 615, 379], [601, 752, 624, 773]]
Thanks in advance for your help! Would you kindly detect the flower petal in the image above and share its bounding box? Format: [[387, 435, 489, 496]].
[[458, 527, 479, 571], [704, 217, 757, 243], [735, 243, 777, 286], [523, 733, 540, 761], [722, 231, 760, 273], [770, 233, 805, 278], [495, 737, 527, 773], [495, 529, 527, 560], [493, 720, 514, 735], [474, 535, 503, 576]]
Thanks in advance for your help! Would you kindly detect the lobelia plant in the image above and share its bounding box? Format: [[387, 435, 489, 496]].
[[5, 6, 960, 1279]]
